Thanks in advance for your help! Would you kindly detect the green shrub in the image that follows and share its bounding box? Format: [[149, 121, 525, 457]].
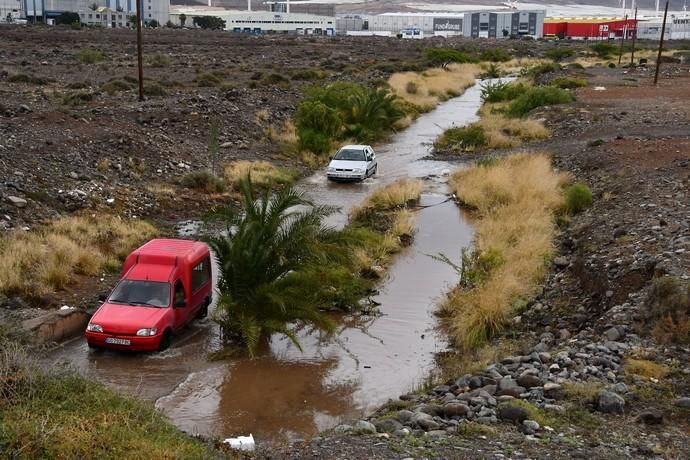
[[481, 63, 501, 79], [295, 83, 403, 152], [545, 47, 575, 62], [480, 81, 527, 103], [101, 80, 133, 94], [196, 72, 222, 87], [290, 69, 326, 81], [70, 21, 81, 30], [181, 170, 225, 194], [62, 92, 94, 106], [296, 101, 342, 154], [524, 62, 561, 81], [564, 182, 593, 213], [425, 48, 479, 66], [79, 48, 103, 64], [549, 77, 587, 89], [480, 48, 512, 63], [261, 73, 289, 86], [7, 74, 31, 83], [143, 82, 166, 96], [590, 42, 617, 58], [506, 86, 574, 117], [434, 125, 487, 152], [147, 54, 172, 67]]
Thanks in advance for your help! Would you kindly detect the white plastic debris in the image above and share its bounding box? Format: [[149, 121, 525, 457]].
[[60, 305, 72, 310], [223, 434, 255, 451], [593, 86, 607, 91]]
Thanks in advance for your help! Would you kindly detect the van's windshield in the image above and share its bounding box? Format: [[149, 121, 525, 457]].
[[108, 280, 171, 308]]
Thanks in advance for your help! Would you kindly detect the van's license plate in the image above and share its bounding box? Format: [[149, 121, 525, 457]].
[[105, 337, 131, 346]]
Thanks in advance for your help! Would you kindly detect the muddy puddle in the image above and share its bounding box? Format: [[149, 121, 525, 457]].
[[46, 82, 487, 443]]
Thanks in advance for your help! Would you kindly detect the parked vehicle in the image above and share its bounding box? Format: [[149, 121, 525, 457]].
[[85, 239, 212, 352], [326, 144, 378, 182]]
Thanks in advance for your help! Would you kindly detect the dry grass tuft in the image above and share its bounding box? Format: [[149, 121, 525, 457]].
[[478, 112, 550, 150], [224, 161, 297, 189], [266, 120, 298, 145], [624, 359, 670, 380], [444, 153, 568, 350], [0, 216, 157, 297], [389, 64, 481, 111], [365, 179, 423, 212]]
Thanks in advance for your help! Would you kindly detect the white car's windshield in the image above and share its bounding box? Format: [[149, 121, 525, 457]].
[[108, 280, 170, 308], [334, 149, 366, 161]]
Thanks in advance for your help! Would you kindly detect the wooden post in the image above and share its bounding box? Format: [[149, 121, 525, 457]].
[[618, 14, 628, 66], [654, 1, 670, 85], [630, 8, 638, 66], [136, 0, 144, 101]]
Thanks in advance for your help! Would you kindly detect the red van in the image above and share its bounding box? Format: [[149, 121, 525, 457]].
[[85, 239, 213, 352]]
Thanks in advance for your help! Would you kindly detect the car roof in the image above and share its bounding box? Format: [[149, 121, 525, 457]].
[[339, 144, 372, 150]]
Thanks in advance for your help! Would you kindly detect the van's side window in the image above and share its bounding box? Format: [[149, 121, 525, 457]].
[[192, 257, 211, 292], [173, 281, 185, 307]]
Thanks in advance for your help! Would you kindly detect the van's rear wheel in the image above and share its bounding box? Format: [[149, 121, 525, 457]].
[[197, 299, 209, 319], [159, 329, 172, 351]]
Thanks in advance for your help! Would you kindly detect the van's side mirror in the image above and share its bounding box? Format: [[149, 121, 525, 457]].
[[98, 291, 110, 302], [329, 156, 333, 161], [174, 298, 186, 308]]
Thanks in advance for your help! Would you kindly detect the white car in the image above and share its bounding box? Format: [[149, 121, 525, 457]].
[[326, 145, 378, 182]]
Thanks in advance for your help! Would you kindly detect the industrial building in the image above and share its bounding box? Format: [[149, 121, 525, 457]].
[[336, 13, 463, 37], [169, 3, 336, 35], [637, 13, 690, 40], [2, 0, 168, 25], [544, 17, 638, 40], [462, 10, 545, 39]]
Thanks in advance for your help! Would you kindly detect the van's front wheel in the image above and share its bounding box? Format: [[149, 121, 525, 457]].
[[159, 329, 172, 351]]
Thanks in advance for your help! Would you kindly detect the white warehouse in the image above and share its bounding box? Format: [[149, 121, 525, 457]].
[[169, 5, 335, 34], [336, 12, 463, 37]]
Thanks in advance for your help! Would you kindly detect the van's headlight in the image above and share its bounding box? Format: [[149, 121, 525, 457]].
[[136, 328, 158, 337], [87, 323, 103, 333]]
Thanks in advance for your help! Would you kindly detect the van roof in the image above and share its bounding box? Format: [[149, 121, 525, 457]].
[[128, 239, 209, 273]]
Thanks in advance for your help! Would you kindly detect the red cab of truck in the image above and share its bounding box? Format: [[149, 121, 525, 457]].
[[85, 238, 213, 352]]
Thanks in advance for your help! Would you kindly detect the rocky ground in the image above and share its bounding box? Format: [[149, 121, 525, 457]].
[[258, 66, 690, 458]]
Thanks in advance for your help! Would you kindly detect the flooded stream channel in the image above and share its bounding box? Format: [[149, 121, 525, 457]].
[[47, 82, 488, 443]]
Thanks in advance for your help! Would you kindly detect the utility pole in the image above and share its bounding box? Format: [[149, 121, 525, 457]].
[[618, 14, 628, 66], [136, 0, 144, 101], [630, 8, 638, 66], [654, 0, 669, 85]]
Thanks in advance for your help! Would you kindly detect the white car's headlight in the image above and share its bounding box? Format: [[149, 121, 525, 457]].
[[136, 328, 158, 337], [327, 167, 336, 172], [87, 323, 103, 333], [353, 168, 365, 173]]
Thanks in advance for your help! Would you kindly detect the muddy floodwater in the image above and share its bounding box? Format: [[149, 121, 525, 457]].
[[46, 82, 487, 443]]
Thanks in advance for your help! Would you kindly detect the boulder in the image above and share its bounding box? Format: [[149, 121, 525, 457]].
[[636, 409, 664, 425], [674, 397, 690, 409], [522, 419, 540, 434], [497, 405, 528, 424], [353, 420, 376, 434], [7, 196, 27, 208], [517, 374, 543, 389], [442, 402, 470, 418], [374, 418, 403, 433], [598, 390, 625, 414], [412, 412, 440, 431]]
